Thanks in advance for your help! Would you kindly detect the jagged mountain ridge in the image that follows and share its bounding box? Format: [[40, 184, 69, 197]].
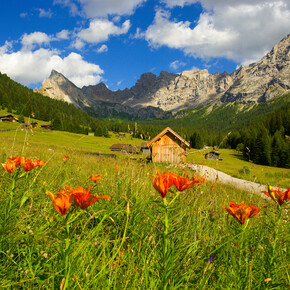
[[35, 34, 290, 117]]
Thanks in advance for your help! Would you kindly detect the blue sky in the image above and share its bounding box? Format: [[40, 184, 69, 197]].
[[0, 0, 289, 91]]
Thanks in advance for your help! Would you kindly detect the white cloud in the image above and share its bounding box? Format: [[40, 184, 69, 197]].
[[38, 8, 53, 18], [77, 19, 130, 44], [0, 48, 104, 88], [21, 32, 52, 50], [170, 60, 186, 70], [72, 39, 86, 50], [20, 12, 28, 18], [97, 44, 108, 53], [56, 30, 70, 40], [133, 27, 145, 39], [54, 0, 146, 17], [53, 0, 80, 16], [84, 0, 146, 18], [161, 0, 197, 8], [54, 52, 104, 86], [0, 41, 13, 54], [145, 1, 290, 65]]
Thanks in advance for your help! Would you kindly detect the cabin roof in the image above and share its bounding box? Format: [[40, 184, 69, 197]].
[[140, 142, 149, 149], [205, 151, 220, 156], [22, 122, 38, 125], [0, 114, 14, 118], [147, 127, 190, 148], [110, 144, 129, 150]]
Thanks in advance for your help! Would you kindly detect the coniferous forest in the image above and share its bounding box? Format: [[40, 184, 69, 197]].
[[0, 72, 289, 168]]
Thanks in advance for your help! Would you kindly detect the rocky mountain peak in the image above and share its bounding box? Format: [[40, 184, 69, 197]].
[[36, 34, 290, 115], [34, 69, 89, 108]]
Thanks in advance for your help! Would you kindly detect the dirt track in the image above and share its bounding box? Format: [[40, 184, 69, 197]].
[[187, 164, 283, 197]]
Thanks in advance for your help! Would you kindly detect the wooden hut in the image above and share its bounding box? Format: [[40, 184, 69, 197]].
[[140, 142, 150, 154], [41, 124, 51, 130], [0, 115, 18, 122], [21, 122, 38, 129], [110, 144, 140, 154], [147, 127, 190, 163], [205, 151, 223, 160]]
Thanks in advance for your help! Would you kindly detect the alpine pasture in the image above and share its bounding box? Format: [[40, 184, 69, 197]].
[[0, 127, 289, 289]]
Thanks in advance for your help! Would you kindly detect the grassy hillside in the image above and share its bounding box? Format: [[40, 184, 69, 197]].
[[0, 122, 289, 289], [1, 120, 289, 187], [187, 148, 289, 188], [145, 93, 290, 131]]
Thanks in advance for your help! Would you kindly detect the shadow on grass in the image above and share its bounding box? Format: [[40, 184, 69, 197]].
[[230, 152, 248, 162]]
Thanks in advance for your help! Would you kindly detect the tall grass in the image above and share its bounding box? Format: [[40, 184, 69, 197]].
[[0, 133, 289, 289]]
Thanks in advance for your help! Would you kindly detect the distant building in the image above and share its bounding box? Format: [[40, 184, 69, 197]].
[[0, 115, 18, 122], [147, 127, 190, 164], [22, 122, 38, 129], [41, 124, 51, 130], [110, 144, 140, 154], [140, 142, 150, 154], [205, 151, 223, 160]]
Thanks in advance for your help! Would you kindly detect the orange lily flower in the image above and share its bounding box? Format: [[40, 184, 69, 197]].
[[171, 172, 205, 191], [88, 174, 102, 183], [152, 169, 175, 198], [46, 189, 73, 215], [23, 159, 35, 171], [66, 185, 110, 209], [2, 156, 46, 173], [262, 186, 290, 206], [62, 156, 69, 162], [33, 159, 46, 167], [224, 201, 263, 225], [2, 159, 15, 173]]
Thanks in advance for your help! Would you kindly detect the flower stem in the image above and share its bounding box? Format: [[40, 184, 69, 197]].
[[161, 197, 170, 289], [270, 206, 282, 266], [62, 214, 71, 290], [2, 177, 16, 233], [238, 219, 248, 268]]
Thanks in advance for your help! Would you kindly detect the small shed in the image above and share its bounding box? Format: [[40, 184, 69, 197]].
[[122, 144, 140, 154], [41, 124, 51, 130], [0, 115, 18, 122], [110, 144, 129, 151], [110, 144, 140, 154], [205, 151, 223, 160], [22, 122, 38, 129], [140, 142, 150, 154], [147, 127, 190, 164]]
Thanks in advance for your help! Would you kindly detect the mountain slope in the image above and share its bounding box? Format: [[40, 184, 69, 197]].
[[36, 34, 290, 116]]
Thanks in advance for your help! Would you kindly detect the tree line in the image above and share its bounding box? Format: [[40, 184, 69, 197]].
[[0, 72, 289, 168]]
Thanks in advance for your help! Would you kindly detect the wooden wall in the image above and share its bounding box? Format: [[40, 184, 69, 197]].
[[151, 134, 186, 163]]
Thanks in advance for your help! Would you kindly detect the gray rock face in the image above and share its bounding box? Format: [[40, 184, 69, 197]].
[[36, 34, 290, 116], [222, 34, 290, 103], [34, 70, 90, 109]]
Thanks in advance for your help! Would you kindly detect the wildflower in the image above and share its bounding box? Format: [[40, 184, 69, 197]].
[[46, 189, 73, 215], [33, 159, 46, 167], [23, 159, 35, 171], [209, 254, 213, 263], [262, 186, 290, 206], [172, 173, 206, 191], [224, 201, 263, 225], [152, 169, 175, 198], [62, 156, 69, 161], [66, 185, 110, 209], [2, 159, 15, 173], [88, 174, 102, 183], [116, 165, 119, 171], [2, 156, 45, 173]]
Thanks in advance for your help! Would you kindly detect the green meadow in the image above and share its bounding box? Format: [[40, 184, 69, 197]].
[[0, 127, 289, 289]]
